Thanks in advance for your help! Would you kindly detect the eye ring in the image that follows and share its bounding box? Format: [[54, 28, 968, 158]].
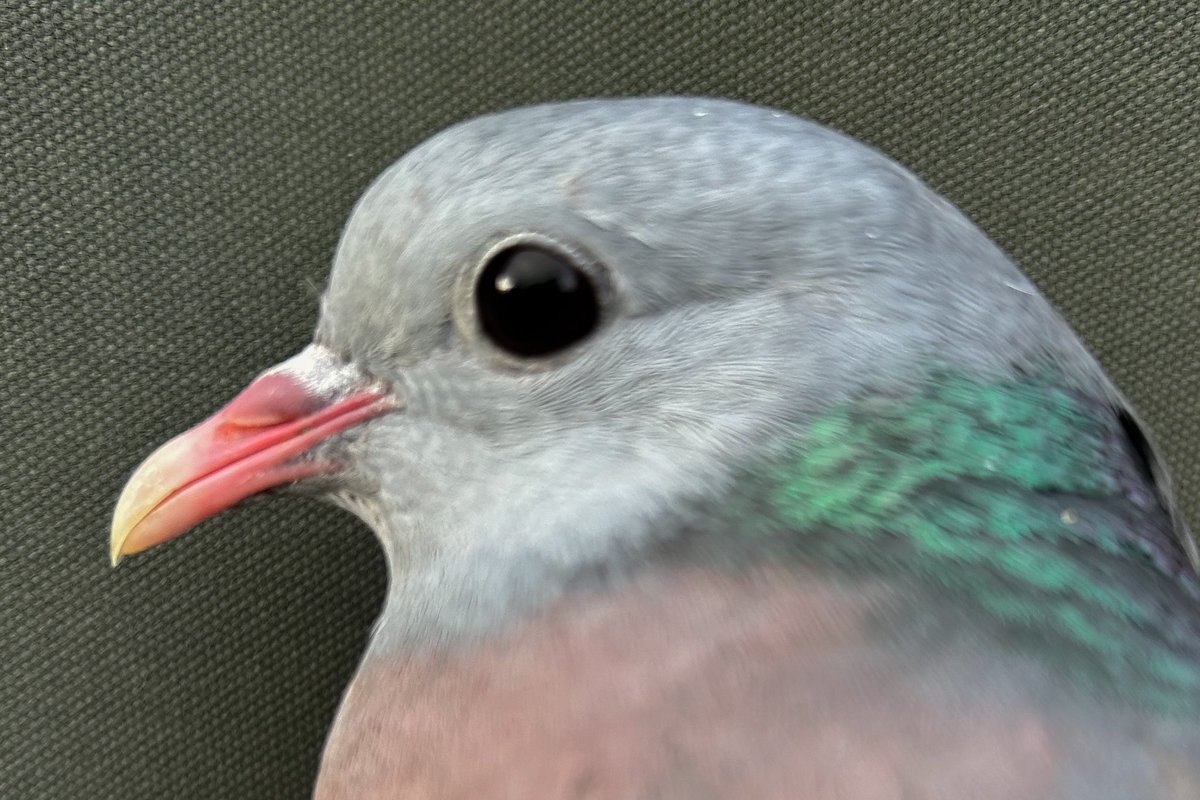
[[455, 233, 613, 367]]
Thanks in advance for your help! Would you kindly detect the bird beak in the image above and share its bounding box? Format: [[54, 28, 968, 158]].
[[110, 346, 394, 566]]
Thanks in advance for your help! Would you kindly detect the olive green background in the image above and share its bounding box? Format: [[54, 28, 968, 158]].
[[4, 2, 1199, 797]]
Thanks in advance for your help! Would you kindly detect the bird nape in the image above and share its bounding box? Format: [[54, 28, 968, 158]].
[[111, 97, 1200, 799]]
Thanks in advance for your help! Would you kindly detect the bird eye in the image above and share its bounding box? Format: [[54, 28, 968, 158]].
[[475, 245, 601, 357]]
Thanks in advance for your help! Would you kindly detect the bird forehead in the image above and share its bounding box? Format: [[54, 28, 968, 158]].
[[349, 98, 881, 229]]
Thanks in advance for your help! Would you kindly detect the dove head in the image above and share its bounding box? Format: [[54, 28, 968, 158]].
[[112, 98, 1112, 640], [302, 97, 1100, 638]]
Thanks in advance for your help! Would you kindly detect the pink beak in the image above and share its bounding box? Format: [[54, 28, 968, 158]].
[[110, 354, 393, 565]]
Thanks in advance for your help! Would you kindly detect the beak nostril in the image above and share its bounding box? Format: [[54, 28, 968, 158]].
[[225, 372, 327, 428]]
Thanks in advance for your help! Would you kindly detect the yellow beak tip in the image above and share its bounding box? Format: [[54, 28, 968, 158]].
[[109, 516, 134, 568], [109, 533, 126, 567]]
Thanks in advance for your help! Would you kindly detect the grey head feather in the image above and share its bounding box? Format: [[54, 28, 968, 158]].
[[311, 97, 1194, 641]]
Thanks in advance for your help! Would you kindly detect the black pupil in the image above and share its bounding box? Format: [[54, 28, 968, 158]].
[[476, 246, 600, 357]]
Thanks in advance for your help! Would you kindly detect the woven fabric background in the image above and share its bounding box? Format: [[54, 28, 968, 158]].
[[4, 2, 1198, 797]]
